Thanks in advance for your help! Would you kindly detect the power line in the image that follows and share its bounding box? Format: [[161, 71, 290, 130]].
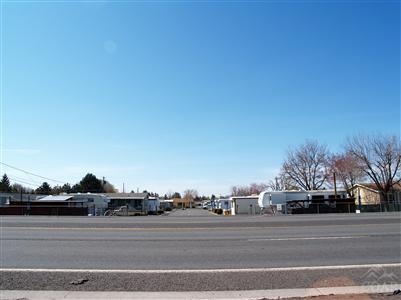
[[0, 162, 65, 184], [8, 173, 42, 186], [8, 177, 41, 188]]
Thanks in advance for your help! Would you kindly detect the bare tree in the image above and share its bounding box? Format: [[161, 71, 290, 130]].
[[281, 140, 330, 190], [328, 152, 365, 196], [231, 185, 251, 197], [11, 183, 33, 194], [267, 174, 298, 191], [183, 189, 198, 201], [249, 183, 268, 195], [231, 183, 268, 196], [345, 133, 401, 202]]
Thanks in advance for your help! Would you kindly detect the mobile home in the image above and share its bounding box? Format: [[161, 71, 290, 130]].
[[258, 190, 354, 214]]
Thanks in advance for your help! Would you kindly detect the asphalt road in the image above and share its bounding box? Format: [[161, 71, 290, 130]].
[[1, 210, 400, 291]]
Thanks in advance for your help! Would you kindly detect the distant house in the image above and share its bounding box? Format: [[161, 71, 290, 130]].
[[106, 193, 149, 215], [350, 184, 381, 206], [350, 183, 401, 212], [172, 197, 194, 209]]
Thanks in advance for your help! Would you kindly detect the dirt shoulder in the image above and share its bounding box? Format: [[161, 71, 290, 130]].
[[276, 292, 401, 299]]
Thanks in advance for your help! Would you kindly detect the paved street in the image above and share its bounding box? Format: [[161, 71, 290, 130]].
[[1, 210, 400, 291]]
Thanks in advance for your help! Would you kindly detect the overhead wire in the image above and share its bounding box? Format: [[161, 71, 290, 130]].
[[7, 176, 41, 188], [0, 162, 65, 184], [8, 173, 42, 186]]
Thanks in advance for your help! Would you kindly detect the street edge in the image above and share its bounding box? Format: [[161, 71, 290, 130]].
[[1, 284, 400, 300]]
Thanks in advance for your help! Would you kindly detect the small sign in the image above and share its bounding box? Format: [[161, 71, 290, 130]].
[[276, 204, 282, 211]]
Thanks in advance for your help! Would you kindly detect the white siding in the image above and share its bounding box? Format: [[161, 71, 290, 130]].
[[231, 196, 260, 215]]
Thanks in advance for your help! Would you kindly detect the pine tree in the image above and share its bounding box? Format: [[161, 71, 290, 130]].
[[36, 182, 52, 195], [0, 174, 12, 192]]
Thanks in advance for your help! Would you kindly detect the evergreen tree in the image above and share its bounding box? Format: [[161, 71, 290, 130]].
[[61, 183, 72, 193], [79, 173, 104, 193], [71, 184, 82, 193], [36, 182, 52, 195], [0, 174, 11, 192], [172, 192, 181, 198]]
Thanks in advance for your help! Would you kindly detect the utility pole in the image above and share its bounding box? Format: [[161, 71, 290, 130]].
[[333, 172, 337, 199], [20, 187, 23, 215]]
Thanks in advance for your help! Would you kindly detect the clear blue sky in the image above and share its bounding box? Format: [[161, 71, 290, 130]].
[[1, 0, 400, 196]]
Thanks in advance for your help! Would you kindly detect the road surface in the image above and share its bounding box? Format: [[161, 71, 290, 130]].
[[1, 210, 400, 291]]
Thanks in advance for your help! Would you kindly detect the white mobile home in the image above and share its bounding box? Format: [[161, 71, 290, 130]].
[[258, 189, 350, 214], [37, 193, 110, 216]]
